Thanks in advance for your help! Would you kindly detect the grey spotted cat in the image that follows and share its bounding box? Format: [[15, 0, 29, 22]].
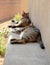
[[9, 12, 45, 49]]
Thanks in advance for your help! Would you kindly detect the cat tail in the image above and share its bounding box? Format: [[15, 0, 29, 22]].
[[37, 33, 45, 49], [39, 41, 45, 49]]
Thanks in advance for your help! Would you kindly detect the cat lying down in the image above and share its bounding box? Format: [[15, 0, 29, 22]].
[[8, 12, 45, 49], [10, 26, 45, 49]]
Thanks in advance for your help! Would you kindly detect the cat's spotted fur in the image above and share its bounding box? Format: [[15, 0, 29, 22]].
[[9, 12, 45, 49]]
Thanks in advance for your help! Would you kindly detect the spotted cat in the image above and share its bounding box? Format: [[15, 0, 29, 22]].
[[9, 12, 45, 49]]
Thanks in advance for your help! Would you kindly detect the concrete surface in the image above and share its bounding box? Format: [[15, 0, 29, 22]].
[[4, 29, 50, 65]]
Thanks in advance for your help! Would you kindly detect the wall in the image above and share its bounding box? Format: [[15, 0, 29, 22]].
[[0, 0, 21, 22], [28, 0, 50, 54], [21, 0, 28, 12], [0, 0, 28, 22]]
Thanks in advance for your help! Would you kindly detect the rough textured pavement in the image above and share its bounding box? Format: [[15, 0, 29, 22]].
[[4, 29, 50, 65]]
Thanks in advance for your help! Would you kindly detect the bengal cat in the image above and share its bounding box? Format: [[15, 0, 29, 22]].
[[8, 12, 45, 49]]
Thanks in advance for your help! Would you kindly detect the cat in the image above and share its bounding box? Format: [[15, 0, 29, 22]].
[[10, 26, 45, 49], [9, 12, 45, 49]]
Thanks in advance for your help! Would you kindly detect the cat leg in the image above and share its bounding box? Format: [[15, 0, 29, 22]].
[[10, 39, 26, 44], [8, 24, 23, 28], [8, 25, 17, 28]]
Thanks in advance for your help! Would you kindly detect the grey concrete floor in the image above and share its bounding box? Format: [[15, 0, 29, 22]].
[[4, 29, 50, 65]]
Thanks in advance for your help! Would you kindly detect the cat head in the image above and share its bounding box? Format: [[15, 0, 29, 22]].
[[11, 11, 31, 26], [22, 11, 29, 18]]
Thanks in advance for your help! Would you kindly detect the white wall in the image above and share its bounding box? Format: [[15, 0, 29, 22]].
[[28, 0, 50, 54]]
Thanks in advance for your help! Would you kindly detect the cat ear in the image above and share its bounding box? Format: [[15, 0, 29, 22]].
[[22, 11, 25, 17], [23, 11, 25, 14]]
